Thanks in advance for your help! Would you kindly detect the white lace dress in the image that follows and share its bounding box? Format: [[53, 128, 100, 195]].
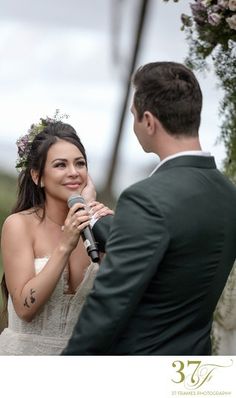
[[0, 258, 98, 355], [212, 260, 236, 355]]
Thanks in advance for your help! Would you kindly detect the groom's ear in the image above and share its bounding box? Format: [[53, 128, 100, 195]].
[[143, 111, 155, 136]]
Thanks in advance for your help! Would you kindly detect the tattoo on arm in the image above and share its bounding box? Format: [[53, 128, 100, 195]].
[[23, 298, 30, 308], [30, 289, 36, 304], [23, 289, 36, 308]]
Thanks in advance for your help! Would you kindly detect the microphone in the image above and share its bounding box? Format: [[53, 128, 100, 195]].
[[67, 194, 99, 263]]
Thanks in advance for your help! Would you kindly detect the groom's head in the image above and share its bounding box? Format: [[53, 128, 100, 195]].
[[131, 61, 202, 139]]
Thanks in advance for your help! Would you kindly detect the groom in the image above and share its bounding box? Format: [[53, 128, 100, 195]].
[[63, 61, 236, 355]]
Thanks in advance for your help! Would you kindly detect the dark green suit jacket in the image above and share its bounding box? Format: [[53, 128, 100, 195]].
[[63, 155, 236, 355]]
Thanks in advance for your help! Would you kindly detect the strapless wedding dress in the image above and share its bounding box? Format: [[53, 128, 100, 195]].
[[0, 257, 98, 355]]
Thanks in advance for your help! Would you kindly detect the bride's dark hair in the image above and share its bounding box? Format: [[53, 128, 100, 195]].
[[1, 120, 87, 317]]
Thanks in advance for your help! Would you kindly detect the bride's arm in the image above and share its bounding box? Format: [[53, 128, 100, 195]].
[[1, 206, 90, 322]]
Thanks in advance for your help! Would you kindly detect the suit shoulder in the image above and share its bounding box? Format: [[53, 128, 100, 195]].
[[119, 176, 165, 211], [120, 177, 151, 198], [120, 172, 167, 198]]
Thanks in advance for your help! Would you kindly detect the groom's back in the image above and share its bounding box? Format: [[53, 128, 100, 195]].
[[109, 158, 236, 355]]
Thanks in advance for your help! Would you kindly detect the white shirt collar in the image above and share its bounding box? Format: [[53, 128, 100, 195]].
[[149, 150, 211, 177]]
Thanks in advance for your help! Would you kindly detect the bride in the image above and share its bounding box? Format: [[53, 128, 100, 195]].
[[212, 260, 236, 355], [0, 116, 113, 355]]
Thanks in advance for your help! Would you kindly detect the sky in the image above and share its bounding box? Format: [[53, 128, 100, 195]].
[[0, 0, 226, 197]]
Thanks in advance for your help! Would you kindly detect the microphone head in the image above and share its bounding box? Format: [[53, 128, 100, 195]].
[[67, 194, 85, 208]]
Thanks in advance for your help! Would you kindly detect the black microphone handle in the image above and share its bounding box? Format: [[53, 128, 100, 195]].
[[81, 227, 100, 263], [67, 194, 100, 263]]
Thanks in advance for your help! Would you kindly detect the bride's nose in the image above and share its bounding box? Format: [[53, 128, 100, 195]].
[[68, 164, 79, 176]]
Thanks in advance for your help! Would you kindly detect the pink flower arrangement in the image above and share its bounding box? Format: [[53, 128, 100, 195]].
[[181, 0, 236, 45]]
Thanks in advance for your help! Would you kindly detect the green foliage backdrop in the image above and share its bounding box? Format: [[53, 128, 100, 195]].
[[0, 170, 17, 331], [164, 0, 236, 180]]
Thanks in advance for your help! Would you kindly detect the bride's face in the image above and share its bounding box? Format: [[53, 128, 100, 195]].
[[41, 139, 88, 202]]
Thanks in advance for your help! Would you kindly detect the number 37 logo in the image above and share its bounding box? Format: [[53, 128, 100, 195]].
[[171, 359, 233, 390]]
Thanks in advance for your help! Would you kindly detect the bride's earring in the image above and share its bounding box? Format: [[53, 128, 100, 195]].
[[40, 180, 44, 188]]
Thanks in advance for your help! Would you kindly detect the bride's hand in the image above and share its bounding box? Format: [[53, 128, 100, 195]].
[[81, 175, 96, 204], [61, 203, 91, 251], [88, 201, 114, 219]]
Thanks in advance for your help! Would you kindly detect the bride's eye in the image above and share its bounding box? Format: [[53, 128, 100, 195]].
[[76, 160, 86, 168], [54, 162, 66, 168]]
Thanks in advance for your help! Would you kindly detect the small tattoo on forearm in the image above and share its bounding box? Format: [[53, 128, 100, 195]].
[[30, 289, 36, 304], [23, 298, 30, 308], [23, 289, 36, 308]]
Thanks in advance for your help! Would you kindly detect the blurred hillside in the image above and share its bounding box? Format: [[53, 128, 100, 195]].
[[0, 171, 17, 229], [0, 170, 17, 331]]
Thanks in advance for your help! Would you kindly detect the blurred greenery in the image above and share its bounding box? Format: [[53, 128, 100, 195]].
[[0, 170, 17, 332]]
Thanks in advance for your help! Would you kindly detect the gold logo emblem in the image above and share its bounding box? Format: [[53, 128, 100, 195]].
[[171, 359, 233, 390]]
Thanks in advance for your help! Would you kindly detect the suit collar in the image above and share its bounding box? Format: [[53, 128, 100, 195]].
[[153, 155, 217, 173], [150, 151, 211, 176]]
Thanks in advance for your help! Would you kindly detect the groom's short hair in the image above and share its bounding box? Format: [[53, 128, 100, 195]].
[[132, 61, 202, 137]]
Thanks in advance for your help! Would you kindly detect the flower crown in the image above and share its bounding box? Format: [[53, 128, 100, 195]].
[[16, 109, 69, 172]]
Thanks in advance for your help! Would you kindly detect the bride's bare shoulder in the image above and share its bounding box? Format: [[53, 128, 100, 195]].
[[3, 209, 42, 230]]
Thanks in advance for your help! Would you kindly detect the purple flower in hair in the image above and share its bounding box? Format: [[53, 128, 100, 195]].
[[15, 109, 69, 172]]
